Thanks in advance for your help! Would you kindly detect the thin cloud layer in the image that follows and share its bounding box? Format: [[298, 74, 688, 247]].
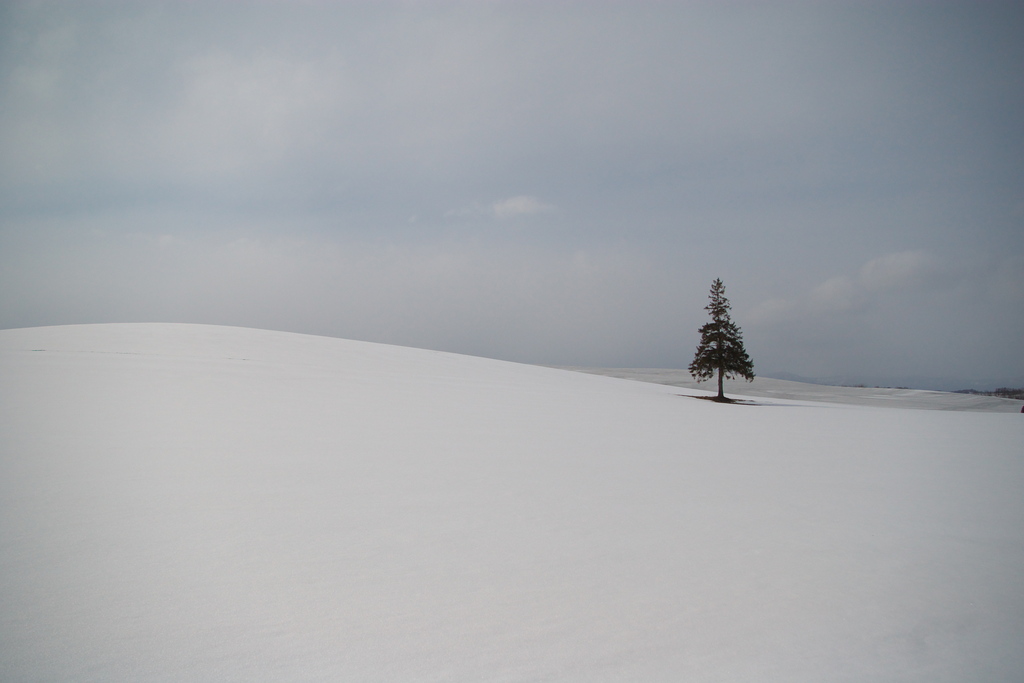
[[752, 251, 951, 320], [746, 250, 1023, 387], [448, 196, 555, 221], [0, 1, 1021, 389], [492, 196, 554, 220]]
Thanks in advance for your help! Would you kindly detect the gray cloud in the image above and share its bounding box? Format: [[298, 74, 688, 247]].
[[751, 250, 952, 320], [447, 196, 555, 221], [0, 217, 687, 367], [745, 250, 1024, 388], [1, 1, 1022, 389]]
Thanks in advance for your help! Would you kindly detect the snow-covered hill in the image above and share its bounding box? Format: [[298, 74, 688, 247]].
[[1, 323, 1022, 681]]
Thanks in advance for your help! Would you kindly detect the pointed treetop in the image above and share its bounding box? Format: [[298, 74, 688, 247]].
[[705, 278, 731, 319]]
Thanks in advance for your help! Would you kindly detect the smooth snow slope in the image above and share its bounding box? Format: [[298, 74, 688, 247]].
[[1, 324, 1022, 682]]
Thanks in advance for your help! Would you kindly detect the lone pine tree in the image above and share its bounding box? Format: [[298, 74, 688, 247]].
[[688, 278, 755, 401]]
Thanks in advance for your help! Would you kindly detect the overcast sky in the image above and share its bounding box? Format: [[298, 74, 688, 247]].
[[1, 1, 1021, 389]]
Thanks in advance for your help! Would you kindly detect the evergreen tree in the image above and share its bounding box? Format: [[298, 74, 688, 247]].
[[689, 278, 754, 401]]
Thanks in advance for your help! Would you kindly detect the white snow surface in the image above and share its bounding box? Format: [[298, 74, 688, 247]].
[[1, 323, 1022, 682], [558, 368, 1024, 412]]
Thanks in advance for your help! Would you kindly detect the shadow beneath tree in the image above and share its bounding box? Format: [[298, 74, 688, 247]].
[[678, 394, 760, 405]]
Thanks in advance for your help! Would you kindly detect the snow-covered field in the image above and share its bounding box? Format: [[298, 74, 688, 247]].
[[1, 323, 1022, 682], [560, 368, 1024, 412]]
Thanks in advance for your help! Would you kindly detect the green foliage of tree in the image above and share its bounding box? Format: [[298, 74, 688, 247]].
[[689, 278, 754, 401]]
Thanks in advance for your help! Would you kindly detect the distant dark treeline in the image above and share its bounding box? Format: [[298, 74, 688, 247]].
[[954, 388, 1024, 400]]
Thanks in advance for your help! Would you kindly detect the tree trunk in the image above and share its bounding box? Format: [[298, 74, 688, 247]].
[[717, 366, 724, 400]]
